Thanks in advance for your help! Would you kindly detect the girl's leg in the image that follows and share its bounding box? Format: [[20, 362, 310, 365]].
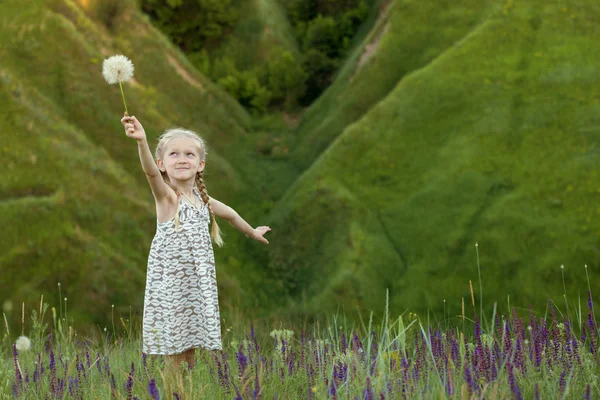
[[166, 349, 196, 371], [184, 348, 196, 369]]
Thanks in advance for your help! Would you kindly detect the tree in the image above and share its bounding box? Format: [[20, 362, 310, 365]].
[[300, 49, 338, 105]]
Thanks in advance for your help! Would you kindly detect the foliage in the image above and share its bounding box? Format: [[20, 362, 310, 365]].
[[140, 0, 239, 51], [194, 47, 307, 112], [139, 0, 374, 112], [299, 48, 338, 105], [265, 48, 308, 107], [303, 14, 339, 57], [217, 70, 271, 114], [280, 0, 372, 104]]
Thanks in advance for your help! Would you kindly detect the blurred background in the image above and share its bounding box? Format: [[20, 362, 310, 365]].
[[1, 0, 599, 335]]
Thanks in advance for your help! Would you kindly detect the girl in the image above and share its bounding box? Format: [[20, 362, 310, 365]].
[[121, 113, 271, 369]]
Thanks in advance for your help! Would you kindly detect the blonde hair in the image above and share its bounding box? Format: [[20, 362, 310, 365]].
[[155, 128, 224, 247]]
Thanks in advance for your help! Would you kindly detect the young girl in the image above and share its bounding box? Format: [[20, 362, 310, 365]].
[[121, 113, 271, 369]]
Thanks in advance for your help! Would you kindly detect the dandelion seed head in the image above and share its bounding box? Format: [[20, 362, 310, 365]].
[[15, 336, 31, 351], [102, 55, 135, 85]]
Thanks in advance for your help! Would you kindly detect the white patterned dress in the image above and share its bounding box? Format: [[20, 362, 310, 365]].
[[142, 187, 222, 355]]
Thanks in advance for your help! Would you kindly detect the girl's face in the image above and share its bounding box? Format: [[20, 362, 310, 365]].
[[158, 137, 205, 182]]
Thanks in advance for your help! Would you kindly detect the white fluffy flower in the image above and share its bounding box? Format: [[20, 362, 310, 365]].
[[15, 336, 31, 352], [102, 55, 134, 84]]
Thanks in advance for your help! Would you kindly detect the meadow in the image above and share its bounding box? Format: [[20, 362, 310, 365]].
[[2, 0, 600, 397], [3, 267, 600, 399]]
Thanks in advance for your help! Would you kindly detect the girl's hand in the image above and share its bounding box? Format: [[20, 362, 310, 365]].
[[121, 112, 146, 141], [251, 226, 271, 244]]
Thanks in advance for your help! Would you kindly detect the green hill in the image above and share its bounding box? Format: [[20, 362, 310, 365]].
[[267, 0, 600, 320], [2, 0, 600, 335]]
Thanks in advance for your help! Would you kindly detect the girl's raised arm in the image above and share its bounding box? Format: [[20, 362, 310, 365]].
[[121, 113, 173, 202], [209, 196, 271, 244]]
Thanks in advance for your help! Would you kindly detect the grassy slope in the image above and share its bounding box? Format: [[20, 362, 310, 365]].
[[0, 0, 270, 331], [268, 0, 600, 322], [203, 0, 299, 71], [290, 0, 493, 170]]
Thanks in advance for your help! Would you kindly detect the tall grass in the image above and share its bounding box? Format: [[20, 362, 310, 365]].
[[2, 279, 599, 399]]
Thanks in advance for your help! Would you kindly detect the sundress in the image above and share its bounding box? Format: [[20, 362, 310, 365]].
[[142, 187, 222, 355]]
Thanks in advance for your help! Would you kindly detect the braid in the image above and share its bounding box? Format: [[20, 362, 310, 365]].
[[196, 170, 224, 247]]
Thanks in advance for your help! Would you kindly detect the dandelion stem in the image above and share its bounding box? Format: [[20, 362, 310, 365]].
[[119, 81, 129, 115]]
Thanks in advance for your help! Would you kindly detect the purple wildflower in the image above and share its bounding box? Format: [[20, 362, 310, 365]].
[[287, 352, 295, 376], [558, 370, 566, 394], [110, 373, 117, 397], [214, 351, 225, 389], [13, 344, 22, 381], [463, 364, 476, 397], [148, 378, 160, 400], [572, 334, 582, 366], [564, 320, 574, 370], [363, 376, 374, 400], [588, 310, 598, 357], [237, 344, 248, 379], [68, 377, 75, 397], [370, 331, 378, 376], [340, 331, 348, 354], [252, 370, 261, 400], [221, 351, 231, 392], [232, 382, 243, 400], [585, 384, 591, 400], [507, 363, 522, 400], [329, 377, 337, 396], [95, 352, 102, 376], [126, 362, 134, 400]]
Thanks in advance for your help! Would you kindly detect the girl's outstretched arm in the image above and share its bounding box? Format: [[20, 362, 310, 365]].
[[121, 113, 173, 202], [209, 196, 271, 244]]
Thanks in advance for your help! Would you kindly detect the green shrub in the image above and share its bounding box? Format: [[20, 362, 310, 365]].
[[265, 48, 307, 109], [300, 49, 338, 105], [141, 0, 238, 51], [217, 69, 271, 114], [303, 14, 340, 57]]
